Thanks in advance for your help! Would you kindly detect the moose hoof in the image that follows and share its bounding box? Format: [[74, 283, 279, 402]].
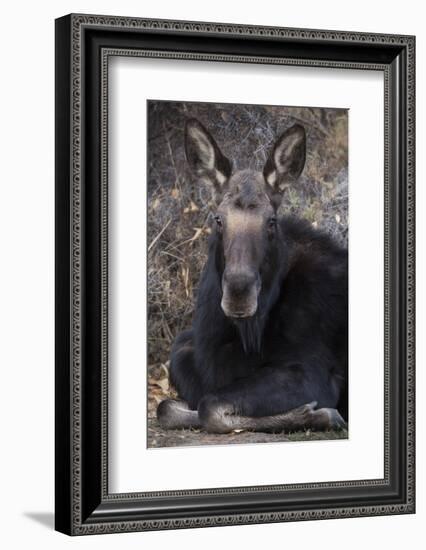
[[321, 408, 347, 430], [310, 406, 347, 431], [198, 395, 235, 434], [157, 399, 192, 429]]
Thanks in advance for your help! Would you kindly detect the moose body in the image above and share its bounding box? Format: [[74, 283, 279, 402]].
[[158, 118, 348, 434]]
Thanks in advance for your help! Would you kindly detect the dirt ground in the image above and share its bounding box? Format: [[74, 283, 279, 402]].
[[147, 417, 348, 448], [147, 363, 348, 448]]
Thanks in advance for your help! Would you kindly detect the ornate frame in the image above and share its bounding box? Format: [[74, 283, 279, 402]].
[[55, 14, 415, 535]]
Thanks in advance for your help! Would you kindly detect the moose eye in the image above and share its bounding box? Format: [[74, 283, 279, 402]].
[[268, 216, 277, 228], [214, 215, 223, 227]]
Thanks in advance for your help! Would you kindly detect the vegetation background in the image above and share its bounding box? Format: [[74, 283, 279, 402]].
[[147, 100, 348, 447]]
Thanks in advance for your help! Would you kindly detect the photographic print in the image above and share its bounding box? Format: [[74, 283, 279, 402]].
[[56, 16, 415, 534], [147, 100, 349, 448]]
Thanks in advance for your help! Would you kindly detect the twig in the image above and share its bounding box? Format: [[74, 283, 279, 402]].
[[148, 218, 172, 253]]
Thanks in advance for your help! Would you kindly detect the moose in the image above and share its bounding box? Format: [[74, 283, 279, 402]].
[[157, 118, 348, 434]]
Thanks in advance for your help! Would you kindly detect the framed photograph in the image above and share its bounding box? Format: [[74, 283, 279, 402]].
[[55, 14, 415, 535]]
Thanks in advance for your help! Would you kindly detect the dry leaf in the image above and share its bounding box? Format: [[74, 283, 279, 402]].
[[171, 187, 180, 199], [156, 377, 170, 392], [189, 227, 204, 243], [183, 200, 199, 214], [159, 363, 169, 377]]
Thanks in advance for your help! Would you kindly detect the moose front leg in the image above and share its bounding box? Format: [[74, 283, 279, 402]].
[[157, 397, 345, 433], [197, 363, 346, 434], [197, 396, 346, 434]]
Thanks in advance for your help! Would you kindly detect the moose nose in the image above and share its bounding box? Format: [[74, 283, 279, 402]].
[[223, 270, 258, 297]]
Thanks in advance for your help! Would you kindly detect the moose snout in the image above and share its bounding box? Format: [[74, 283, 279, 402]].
[[221, 270, 260, 318], [223, 270, 257, 296]]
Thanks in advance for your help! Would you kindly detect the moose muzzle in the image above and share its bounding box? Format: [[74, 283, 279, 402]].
[[221, 270, 261, 318]]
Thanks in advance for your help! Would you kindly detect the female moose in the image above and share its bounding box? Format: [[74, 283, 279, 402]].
[[158, 118, 348, 434]]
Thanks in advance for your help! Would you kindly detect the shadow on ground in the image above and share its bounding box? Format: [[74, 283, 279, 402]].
[[24, 512, 54, 530]]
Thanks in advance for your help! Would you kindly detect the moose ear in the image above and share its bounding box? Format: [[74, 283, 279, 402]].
[[263, 124, 306, 200], [185, 118, 232, 198]]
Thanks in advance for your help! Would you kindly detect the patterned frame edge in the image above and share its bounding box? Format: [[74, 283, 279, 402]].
[[58, 13, 415, 535], [99, 49, 391, 503]]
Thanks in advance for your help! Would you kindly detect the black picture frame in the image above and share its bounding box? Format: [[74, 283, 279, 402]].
[[55, 13, 415, 535]]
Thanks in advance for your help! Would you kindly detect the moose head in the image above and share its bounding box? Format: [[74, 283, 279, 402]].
[[185, 118, 306, 320]]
